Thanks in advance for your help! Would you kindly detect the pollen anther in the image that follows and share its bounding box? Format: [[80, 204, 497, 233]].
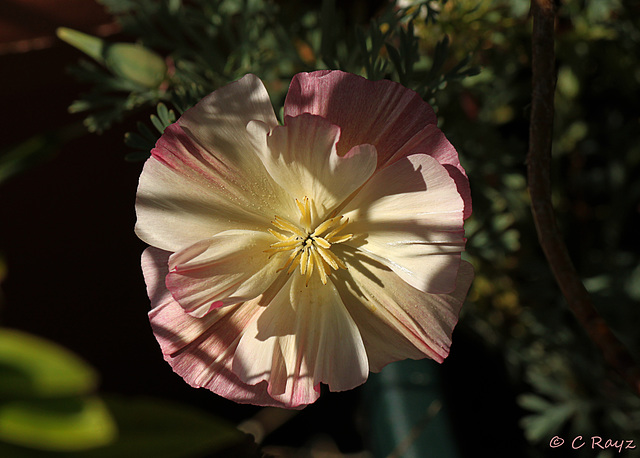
[[266, 197, 352, 285]]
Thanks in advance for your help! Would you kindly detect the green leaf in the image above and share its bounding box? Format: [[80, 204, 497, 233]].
[[520, 403, 576, 442], [0, 135, 57, 185], [0, 397, 116, 451], [150, 114, 165, 134], [77, 397, 245, 458], [518, 394, 553, 413], [57, 28, 167, 88], [57, 28, 106, 65], [105, 43, 167, 88], [156, 103, 175, 126], [0, 329, 98, 399]]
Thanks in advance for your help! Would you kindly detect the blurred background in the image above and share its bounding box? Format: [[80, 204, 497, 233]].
[[0, 0, 639, 457]]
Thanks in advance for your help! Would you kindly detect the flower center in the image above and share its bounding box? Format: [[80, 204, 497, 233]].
[[265, 197, 352, 285]]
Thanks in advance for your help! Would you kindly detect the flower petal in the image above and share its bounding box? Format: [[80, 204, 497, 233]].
[[143, 247, 293, 409], [179, 74, 279, 174], [334, 252, 474, 371], [136, 75, 295, 251], [284, 70, 436, 168], [341, 153, 466, 294], [387, 123, 472, 220], [232, 273, 369, 408], [166, 230, 286, 318], [247, 113, 376, 222]]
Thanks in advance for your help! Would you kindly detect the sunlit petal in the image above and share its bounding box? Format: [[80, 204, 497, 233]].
[[334, 253, 474, 370], [233, 274, 369, 408], [143, 247, 294, 408], [136, 75, 295, 251], [166, 230, 286, 317], [247, 113, 376, 222], [342, 153, 466, 293]]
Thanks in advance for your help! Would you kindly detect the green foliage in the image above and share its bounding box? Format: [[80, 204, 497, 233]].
[[0, 329, 98, 399], [57, 28, 167, 88], [74, 397, 245, 458], [0, 329, 116, 451], [124, 103, 176, 161], [0, 397, 116, 453], [317, 0, 478, 101], [62, 0, 476, 159], [427, 0, 640, 453], [0, 329, 245, 456]]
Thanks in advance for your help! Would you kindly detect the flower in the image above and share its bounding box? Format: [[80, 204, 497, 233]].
[[136, 70, 473, 409]]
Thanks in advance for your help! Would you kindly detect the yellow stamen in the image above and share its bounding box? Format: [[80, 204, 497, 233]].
[[324, 217, 351, 242], [268, 228, 291, 241], [312, 216, 341, 237], [272, 216, 307, 238], [267, 197, 351, 285], [295, 197, 312, 230], [315, 244, 339, 270], [313, 237, 331, 249], [326, 233, 353, 245], [310, 247, 328, 285]]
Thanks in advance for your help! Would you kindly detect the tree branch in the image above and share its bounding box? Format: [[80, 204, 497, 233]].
[[527, 0, 640, 394]]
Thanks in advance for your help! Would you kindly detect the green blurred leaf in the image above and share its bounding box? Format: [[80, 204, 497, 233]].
[[56, 28, 106, 65], [520, 403, 577, 442], [156, 103, 176, 127], [150, 114, 165, 134], [0, 397, 116, 451], [77, 397, 245, 458], [518, 394, 553, 413], [0, 328, 98, 399], [105, 43, 167, 88], [58, 28, 167, 89]]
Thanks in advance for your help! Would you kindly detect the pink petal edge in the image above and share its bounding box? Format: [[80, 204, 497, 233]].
[[142, 247, 308, 409], [284, 70, 471, 219]]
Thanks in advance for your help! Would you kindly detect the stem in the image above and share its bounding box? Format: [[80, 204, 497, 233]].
[[527, 0, 640, 394]]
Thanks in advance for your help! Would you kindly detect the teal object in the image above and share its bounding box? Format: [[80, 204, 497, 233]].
[[363, 359, 460, 458]]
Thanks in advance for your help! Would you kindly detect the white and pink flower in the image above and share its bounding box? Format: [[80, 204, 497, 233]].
[[135, 70, 473, 409]]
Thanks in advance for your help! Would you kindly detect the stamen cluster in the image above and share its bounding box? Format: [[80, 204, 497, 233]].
[[265, 197, 352, 285]]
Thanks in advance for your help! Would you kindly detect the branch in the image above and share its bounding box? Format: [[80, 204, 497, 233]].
[[527, 0, 640, 394]]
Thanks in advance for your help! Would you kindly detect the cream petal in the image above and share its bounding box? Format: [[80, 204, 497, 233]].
[[284, 70, 436, 168], [166, 230, 287, 318], [341, 153, 466, 293], [143, 247, 293, 409], [247, 114, 376, 222], [387, 123, 472, 220], [136, 75, 296, 251], [333, 253, 474, 371], [179, 74, 279, 176], [233, 273, 369, 408]]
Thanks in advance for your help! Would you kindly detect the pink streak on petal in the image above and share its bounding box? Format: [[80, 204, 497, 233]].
[[142, 247, 298, 409], [284, 70, 437, 168], [335, 258, 474, 371], [178, 74, 279, 170], [135, 125, 275, 251], [165, 230, 284, 318]]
